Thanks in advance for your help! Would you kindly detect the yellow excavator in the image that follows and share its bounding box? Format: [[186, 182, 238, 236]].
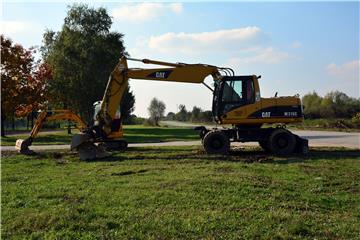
[[15, 107, 127, 154], [15, 110, 87, 154], [68, 56, 308, 160]]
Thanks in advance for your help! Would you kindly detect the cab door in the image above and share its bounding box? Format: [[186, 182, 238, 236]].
[[212, 76, 255, 121]]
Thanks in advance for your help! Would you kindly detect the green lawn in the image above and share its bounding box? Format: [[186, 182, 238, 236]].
[[0, 125, 199, 146], [2, 146, 360, 239]]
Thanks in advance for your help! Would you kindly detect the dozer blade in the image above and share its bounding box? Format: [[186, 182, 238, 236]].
[[15, 138, 35, 155], [71, 133, 111, 160]]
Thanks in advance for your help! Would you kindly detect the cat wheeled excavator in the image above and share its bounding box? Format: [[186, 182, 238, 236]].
[[69, 56, 308, 160]]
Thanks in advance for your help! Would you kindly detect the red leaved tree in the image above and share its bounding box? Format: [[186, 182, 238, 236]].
[[1, 35, 52, 136]]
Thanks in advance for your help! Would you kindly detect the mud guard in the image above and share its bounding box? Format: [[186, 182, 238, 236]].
[[294, 135, 309, 154], [194, 126, 209, 139]]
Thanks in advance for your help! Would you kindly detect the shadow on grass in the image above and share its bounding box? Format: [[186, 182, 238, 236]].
[[85, 147, 360, 164], [6, 145, 359, 165], [147, 147, 358, 163], [282, 148, 359, 163], [227, 148, 360, 164]]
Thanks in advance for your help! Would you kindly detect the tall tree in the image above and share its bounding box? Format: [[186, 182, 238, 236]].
[[176, 104, 188, 121], [41, 4, 135, 122], [148, 98, 166, 126], [1, 35, 50, 135], [191, 106, 202, 122], [15, 62, 53, 118], [302, 91, 322, 118]]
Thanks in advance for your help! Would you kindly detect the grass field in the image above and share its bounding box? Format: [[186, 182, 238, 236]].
[[0, 125, 199, 146], [2, 146, 360, 239]]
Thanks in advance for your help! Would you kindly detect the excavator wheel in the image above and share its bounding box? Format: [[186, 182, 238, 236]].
[[203, 130, 230, 154], [267, 129, 296, 155], [258, 140, 270, 152]]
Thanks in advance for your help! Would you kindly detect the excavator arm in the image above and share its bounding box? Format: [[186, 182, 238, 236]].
[[15, 110, 87, 153]]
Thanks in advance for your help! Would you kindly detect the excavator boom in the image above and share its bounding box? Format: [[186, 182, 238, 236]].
[[99, 57, 220, 133]]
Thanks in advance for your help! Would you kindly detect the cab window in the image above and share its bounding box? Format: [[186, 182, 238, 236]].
[[222, 80, 243, 103]]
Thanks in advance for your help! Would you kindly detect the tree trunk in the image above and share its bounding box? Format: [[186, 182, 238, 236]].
[[31, 112, 34, 128], [12, 115, 15, 131], [27, 115, 30, 130], [1, 108, 5, 137], [67, 120, 72, 134]]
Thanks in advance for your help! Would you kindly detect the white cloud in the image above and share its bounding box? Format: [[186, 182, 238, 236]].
[[326, 60, 360, 80], [111, 3, 183, 22], [326, 60, 360, 97], [227, 47, 290, 65], [147, 27, 265, 55]]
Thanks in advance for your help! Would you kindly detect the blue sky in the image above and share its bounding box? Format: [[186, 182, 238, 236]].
[[2, 1, 359, 117]]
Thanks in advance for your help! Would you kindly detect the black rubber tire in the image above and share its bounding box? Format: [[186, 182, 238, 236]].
[[267, 129, 296, 155], [259, 140, 270, 152], [203, 130, 230, 154]]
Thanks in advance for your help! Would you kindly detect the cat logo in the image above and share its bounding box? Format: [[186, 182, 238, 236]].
[[262, 112, 271, 118], [155, 72, 166, 78], [147, 70, 172, 79]]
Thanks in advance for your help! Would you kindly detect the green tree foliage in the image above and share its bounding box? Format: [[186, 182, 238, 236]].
[[351, 113, 360, 127], [302, 91, 360, 119], [198, 110, 213, 122], [148, 98, 166, 126], [172, 105, 213, 122], [175, 104, 188, 121], [166, 112, 176, 120], [41, 4, 134, 122], [191, 106, 201, 122], [120, 85, 135, 122], [302, 91, 322, 118]]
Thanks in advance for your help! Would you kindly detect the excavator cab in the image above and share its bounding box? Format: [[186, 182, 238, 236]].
[[212, 76, 258, 122], [92, 101, 123, 138]]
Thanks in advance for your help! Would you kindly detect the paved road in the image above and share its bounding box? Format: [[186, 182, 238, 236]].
[[1, 130, 359, 152]]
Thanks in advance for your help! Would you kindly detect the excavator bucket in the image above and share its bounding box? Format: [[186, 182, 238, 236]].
[[15, 138, 35, 155], [71, 133, 110, 160]]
